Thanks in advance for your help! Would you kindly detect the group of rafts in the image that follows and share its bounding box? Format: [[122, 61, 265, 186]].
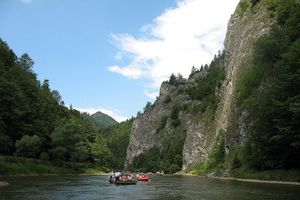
[[108, 172, 149, 185]]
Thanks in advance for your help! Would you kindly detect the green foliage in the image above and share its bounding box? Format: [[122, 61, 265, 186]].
[[191, 132, 226, 175], [170, 104, 180, 120], [207, 131, 225, 169], [143, 101, 153, 112], [70, 142, 90, 162], [167, 73, 186, 86], [0, 156, 109, 175], [239, 0, 250, 15], [0, 161, 71, 175], [91, 136, 112, 166], [231, 167, 300, 182], [39, 152, 50, 161], [50, 117, 96, 162], [191, 162, 209, 175], [49, 147, 67, 161], [251, 0, 260, 7], [0, 132, 13, 154], [236, 0, 300, 170], [163, 95, 171, 103], [130, 133, 186, 173], [15, 135, 42, 158], [0, 39, 118, 170], [186, 51, 225, 115], [156, 115, 168, 133], [230, 151, 243, 170], [0, 38, 70, 157], [100, 118, 134, 169]]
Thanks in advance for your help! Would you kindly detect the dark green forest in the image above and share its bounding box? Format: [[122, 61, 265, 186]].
[[99, 118, 134, 170], [0, 40, 130, 171], [234, 0, 300, 170]]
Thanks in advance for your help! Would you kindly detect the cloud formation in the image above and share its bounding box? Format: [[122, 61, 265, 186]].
[[108, 0, 239, 96], [75, 107, 129, 122], [144, 91, 159, 100]]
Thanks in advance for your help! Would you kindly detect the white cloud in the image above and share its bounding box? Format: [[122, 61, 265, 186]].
[[108, 65, 144, 79], [108, 0, 239, 89], [75, 107, 129, 122], [144, 91, 159, 100], [20, 0, 33, 4]]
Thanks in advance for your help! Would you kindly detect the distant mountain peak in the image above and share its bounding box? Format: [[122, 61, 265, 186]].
[[82, 111, 118, 130]]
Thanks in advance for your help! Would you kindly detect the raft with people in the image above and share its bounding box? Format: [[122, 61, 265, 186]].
[[115, 180, 137, 185], [108, 172, 137, 185], [136, 174, 149, 181]]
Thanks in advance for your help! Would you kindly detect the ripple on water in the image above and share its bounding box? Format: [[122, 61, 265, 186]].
[[1, 175, 300, 200]]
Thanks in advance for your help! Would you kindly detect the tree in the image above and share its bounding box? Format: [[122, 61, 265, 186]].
[[49, 146, 67, 161], [70, 141, 90, 162], [50, 117, 96, 161], [91, 136, 112, 165], [17, 53, 34, 72], [169, 73, 177, 85], [15, 135, 42, 158], [143, 102, 153, 112], [189, 66, 198, 79], [176, 73, 186, 84]]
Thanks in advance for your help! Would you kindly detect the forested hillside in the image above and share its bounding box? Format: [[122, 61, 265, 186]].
[[0, 40, 112, 166], [82, 111, 118, 130], [232, 0, 300, 170], [99, 118, 134, 170]]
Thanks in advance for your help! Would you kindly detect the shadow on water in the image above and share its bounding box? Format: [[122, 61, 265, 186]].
[[1, 175, 300, 200]]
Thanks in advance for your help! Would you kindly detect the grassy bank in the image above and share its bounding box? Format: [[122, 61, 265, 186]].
[[0, 156, 109, 176], [190, 163, 300, 183], [231, 167, 300, 182]]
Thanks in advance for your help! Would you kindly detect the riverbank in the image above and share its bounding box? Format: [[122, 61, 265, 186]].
[[176, 171, 300, 186], [0, 156, 109, 177], [209, 176, 300, 186]]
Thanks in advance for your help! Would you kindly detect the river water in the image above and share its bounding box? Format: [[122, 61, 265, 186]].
[[1, 175, 299, 200]]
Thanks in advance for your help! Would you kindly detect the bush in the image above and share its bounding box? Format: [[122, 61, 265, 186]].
[[251, 0, 260, 7], [15, 135, 42, 158], [171, 118, 181, 127], [91, 137, 112, 166], [239, 0, 250, 15], [70, 142, 90, 162], [163, 95, 171, 103], [39, 152, 50, 161], [0, 132, 13, 154], [186, 52, 225, 114], [50, 146, 67, 161], [156, 115, 168, 133], [207, 131, 225, 169], [170, 104, 180, 120]]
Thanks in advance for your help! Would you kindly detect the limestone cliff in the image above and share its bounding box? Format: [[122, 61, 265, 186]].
[[125, 0, 275, 170]]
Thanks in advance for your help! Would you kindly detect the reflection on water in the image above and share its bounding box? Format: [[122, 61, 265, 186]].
[[1, 175, 300, 200]]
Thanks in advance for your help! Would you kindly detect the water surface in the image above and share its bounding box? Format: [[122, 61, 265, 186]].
[[1, 175, 299, 200]]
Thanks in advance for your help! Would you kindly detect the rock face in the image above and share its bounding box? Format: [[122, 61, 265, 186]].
[[216, 0, 274, 139], [125, 82, 190, 166], [125, 0, 275, 170]]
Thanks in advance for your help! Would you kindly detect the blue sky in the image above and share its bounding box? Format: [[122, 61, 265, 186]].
[[0, 0, 239, 121]]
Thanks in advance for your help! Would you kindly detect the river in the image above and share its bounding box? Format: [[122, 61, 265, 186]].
[[1, 175, 300, 199]]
